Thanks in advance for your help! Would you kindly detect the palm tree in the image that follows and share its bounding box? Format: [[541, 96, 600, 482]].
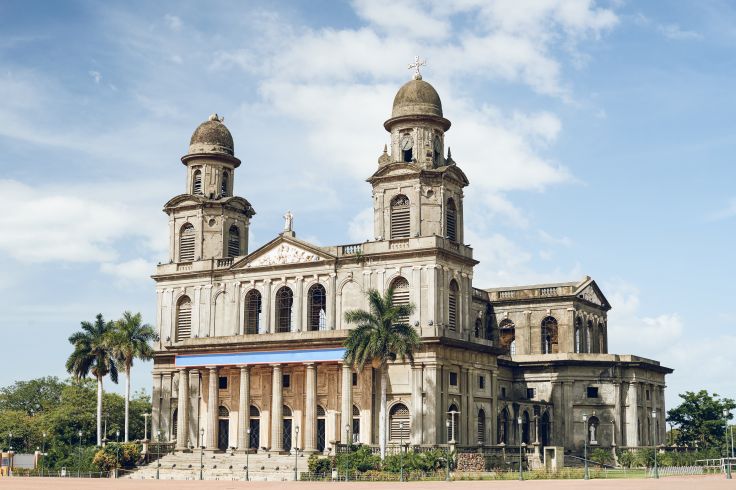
[[110, 311, 158, 442], [66, 313, 118, 447], [343, 288, 419, 460]]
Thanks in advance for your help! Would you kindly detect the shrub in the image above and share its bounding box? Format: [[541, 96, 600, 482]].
[[590, 448, 613, 465], [334, 445, 380, 473], [92, 442, 141, 471], [307, 454, 332, 475]]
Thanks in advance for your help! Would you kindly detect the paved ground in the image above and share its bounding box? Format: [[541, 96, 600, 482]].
[[0, 475, 732, 490]]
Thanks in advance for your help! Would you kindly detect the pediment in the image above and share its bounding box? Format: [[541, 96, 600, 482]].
[[164, 194, 205, 209], [575, 279, 610, 309], [367, 162, 420, 182], [233, 235, 334, 269]]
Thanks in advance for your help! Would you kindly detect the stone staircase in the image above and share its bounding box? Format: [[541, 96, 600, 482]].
[[125, 450, 314, 481]]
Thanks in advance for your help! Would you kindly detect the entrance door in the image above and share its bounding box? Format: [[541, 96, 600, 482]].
[[283, 419, 292, 452], [218, 419, 229, 451], [317, 419, 326, 452], [249, 419, 260, 450]]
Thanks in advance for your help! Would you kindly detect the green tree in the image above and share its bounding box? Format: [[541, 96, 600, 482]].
[[66, 313, 119, 447], [343, 288, 419, 460], [109, 311, 158, 442], [0, 377, 64, 416], [667, 390, 735, 449]]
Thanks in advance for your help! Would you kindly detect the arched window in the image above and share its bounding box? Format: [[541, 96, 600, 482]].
[[227, 225, 240, 258], [446, 198, 457, 242], [193, 169, 202, 195], [522, 411, 531, 444], [172, 408, 178, 439], [283, 405, 292, 417], [389, 403, 410, 441], [499, 319, 515, 354], [276, 286, 293, 333], [574, 317, 582, 353], [221, 171, 229, 197], [179, 223, 195, 262], [244, 290, 261, 334], [586, 320, 593, 353], [390, 195, 410, 239], [307, 284, 327, 331], [390, 276, 410, 324], [447, 403, 460, 443], [474, 319, 482, 338], [541, 316, 558, 354], [218, 406, 229, 418], [448, 280, 459, 331], [540, 411, 551, 447], [176, 296, 192, 341], [478, 408, 487, 445]]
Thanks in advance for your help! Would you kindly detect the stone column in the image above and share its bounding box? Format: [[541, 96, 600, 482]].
[[206, 367, 218, 450], [328, 273, 337, 330], [263, 280, 272, 333], [613, 381, 622, 448], [411, 364, 423, 445], [563, 381, 573, 448], [270, 364, 284, 452], [237, 366, 250, 451], [467, 367, 475, 444], [490, 372, 498, 443], [304, 363, 317, 452], [294, 276, 304, 332], [625, 381, 639, 447], [176, 368, 189, 450], [341, 363, 353, 443], [411, 267, 421, 327], [423, 364, 438, 444]]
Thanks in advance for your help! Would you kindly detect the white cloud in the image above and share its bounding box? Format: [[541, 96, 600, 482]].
[[164, 14, 182, 31], [89, 70, 102, 83], [658, 23, 702, 41], [348, 207, 374, 242], [101, 258, 156, 283], [0, 179, 167, 264], [709, 197, 736, 221], [538, 230, 573, 247]]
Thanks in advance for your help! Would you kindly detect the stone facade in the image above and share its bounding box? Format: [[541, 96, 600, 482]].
[[150, 75, 672, 456]]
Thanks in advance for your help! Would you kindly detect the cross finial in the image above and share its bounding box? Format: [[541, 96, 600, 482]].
[[408, 55, 426, 80]]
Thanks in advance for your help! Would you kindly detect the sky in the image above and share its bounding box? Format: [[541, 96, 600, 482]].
[[0, 0, 734, 412]]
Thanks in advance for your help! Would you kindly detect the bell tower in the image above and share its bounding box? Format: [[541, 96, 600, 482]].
[[164, 114, 255, 263], [369, 60, 468, 243]]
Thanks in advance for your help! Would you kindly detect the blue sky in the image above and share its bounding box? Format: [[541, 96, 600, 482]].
[[0, 0, 734, 411]]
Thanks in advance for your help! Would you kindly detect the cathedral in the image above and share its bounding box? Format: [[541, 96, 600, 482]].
[[150, 67, 672, 459]]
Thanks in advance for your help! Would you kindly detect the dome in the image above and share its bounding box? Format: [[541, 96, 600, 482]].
[[391, 79, 443, 119], [188, 114, 234, 156]]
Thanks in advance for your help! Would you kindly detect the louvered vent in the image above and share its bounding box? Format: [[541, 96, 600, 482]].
[[391, 277, 410, 324], [390, 195, 410, 239], [176, 297, 192, 341], [448, 280, 458, 331], [228, 225, 240, 258], [193, 170, 203, 195], [446, 198, 457, 242], [389, 404, 410, 441], [179, 224, 195, 262]]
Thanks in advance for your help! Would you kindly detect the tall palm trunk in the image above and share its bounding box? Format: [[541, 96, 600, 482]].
[[97, 375, 104, 447], [124, 362, 131, 442], [379, 364, 388, 460]]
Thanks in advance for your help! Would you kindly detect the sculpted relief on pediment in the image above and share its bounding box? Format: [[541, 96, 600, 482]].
[[578, 285, 603, 306], [246, 243, 322, 268]]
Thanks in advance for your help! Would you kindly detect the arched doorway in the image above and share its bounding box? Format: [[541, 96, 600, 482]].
[[522, 411, 531, 444], [447, 403, 460, 443], [389, 403, 410, 443], [218, 406, 229, 451], [316, 405, 326, 452], [249, 405, 260, 450], [283, 405, 293, 452], [540, 411, 550, 447], [171, 408, 178, 442], [352, 405, 361, 444], [477, 408, 487, 445]]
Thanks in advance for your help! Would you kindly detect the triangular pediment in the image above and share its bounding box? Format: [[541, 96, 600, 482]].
[[574, 278, 611, 310], [367, 162, 421, 182], [233, 235, 334, 269]]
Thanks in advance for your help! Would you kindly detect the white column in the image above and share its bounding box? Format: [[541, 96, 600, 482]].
[[263, 280, 272, 333], [341, 363, 353, 443], [304, 363, 317, 452], [626, 381, 639, 446], [294, 276, 304, 332], [328, 273, 337, 330], [176, 368, 189, 450], [271, 364, 284, 452], [206, 367, 218, 450], [411, 364, 423, 444], [467, 367, 475, 444], [237, 366, 250, 451]]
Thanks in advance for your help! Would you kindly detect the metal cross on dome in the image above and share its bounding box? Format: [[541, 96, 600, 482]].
[[408, 55, 426, 80]]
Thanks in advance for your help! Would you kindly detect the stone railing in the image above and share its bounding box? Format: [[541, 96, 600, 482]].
[[498, 290, 516, 300], [341, 243, 363, 255], [177, 263, 192, 272], [389, 239, 410, 250], [216, 258, 233, 268], [539, 287, 559, 297]]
